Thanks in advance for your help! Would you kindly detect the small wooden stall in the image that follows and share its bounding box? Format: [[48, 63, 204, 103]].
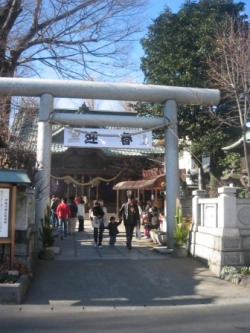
[[113, 174, 165, 215], [0, 170, 31, 269]]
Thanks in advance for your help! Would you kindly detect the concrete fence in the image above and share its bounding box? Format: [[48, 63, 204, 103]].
[[189, 187, 250, 276]]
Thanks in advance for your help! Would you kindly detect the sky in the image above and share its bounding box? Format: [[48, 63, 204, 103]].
[[55, 0, 198, 109], [55, 0, 250, 109]]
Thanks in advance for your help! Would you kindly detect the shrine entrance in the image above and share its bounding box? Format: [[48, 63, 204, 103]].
[[0, 78, 220, 248]]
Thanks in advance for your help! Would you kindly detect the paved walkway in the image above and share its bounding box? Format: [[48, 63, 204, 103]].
[[54, 219, 166, 261], [19, 219, 250, 308]]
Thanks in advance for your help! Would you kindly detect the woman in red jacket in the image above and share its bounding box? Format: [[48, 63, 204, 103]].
[[56, 198, 71, 240]]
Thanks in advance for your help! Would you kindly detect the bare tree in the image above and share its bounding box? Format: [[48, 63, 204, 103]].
[[0, 97, 39, 184], [207, 16, 250, 195], [0, 0, 149, 152], [0, 0, 148, 80]]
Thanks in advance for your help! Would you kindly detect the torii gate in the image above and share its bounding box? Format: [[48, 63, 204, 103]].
[[0, 78, 220, 248]]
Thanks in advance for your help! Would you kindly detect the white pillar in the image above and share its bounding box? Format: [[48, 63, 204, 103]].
[[164, 100, 179, 249], [35, 94, 53, 246], [218, 186, 237, 228]]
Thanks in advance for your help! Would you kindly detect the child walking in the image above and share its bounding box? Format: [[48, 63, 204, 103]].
[[106, 216, 121, 247]]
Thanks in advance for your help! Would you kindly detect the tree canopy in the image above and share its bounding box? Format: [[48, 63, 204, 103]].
[[137, 0, 247, 191], [141, 0, 246, 87]]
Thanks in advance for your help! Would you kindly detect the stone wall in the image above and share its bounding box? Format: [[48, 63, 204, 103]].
[[189, 187, 250, 276], [0, 188, 37, 272]]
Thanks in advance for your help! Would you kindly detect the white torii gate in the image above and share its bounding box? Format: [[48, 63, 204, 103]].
[[0, 78, 220, 248]]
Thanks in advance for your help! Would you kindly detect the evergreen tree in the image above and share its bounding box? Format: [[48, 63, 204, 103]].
[[137, 0, 246, 192]]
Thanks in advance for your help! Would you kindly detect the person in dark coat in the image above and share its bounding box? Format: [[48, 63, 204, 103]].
[[67, 196, 78, 236], [105, 216, 122, 247], [50, 196, 59, 228], [119, 194, 139, 249]]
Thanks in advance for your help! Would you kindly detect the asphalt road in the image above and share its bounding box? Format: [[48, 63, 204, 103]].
[[1, 303, 250, 332]]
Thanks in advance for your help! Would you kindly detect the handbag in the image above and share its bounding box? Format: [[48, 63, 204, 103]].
[[136, 227, 141, 240]]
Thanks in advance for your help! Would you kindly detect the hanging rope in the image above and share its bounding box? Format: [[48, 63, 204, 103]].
[[51, 168, 126, 186]]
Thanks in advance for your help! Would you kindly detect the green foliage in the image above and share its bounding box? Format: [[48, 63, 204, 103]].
[[133, 102, 164, 139], [138, 0, 246, 182], [218, 152, 241, 174], [141, 0, 246, 87], [238, 190, 245, 199], [0, 273, 19, 284], [174, 206, 189, 248], [223, 266, 250, 278], [175, 205, 185, 225], [39, 206, 57, 249], [174, 222, 189, 249]]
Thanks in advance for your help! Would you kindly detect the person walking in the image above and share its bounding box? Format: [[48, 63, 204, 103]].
[[56, 198, 71, 240], [89, 200, 105, 248], [77, 198, 85, 232], [119, 194, 139, 249], [67, 196, 78, 236], [105, 216, 122, 247], [50, 195, 59, 228]]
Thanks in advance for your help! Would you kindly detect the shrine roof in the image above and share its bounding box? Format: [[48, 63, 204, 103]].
[[220, 171, 242, 181], [101, 146, 165, 156], [51, 143, 165, 156], [113, 174, 165, 190], [222, 131, 250, 151]]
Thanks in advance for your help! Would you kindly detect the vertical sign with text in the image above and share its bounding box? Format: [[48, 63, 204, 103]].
[[0, 188, 10, 238]]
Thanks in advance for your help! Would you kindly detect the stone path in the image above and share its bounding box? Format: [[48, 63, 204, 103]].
[[54, 219, 167, 261]]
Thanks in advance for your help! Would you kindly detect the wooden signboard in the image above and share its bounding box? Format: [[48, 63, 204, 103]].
[[0, 184, 16, 269]]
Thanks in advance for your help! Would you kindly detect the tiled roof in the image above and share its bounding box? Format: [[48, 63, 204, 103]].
[[101, 146, 165, 157], [51, 143, 68, 153], [51, 142, 165, 156], [222, 131, 250, 151]]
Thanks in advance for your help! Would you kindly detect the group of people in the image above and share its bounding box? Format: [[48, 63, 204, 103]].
[[50, 195, 85, 240], [50, 194, 161, 249]]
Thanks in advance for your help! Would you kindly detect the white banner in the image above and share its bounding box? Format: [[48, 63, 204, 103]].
[[0, 188, 10, 238], [64, 128, 152, 149]]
